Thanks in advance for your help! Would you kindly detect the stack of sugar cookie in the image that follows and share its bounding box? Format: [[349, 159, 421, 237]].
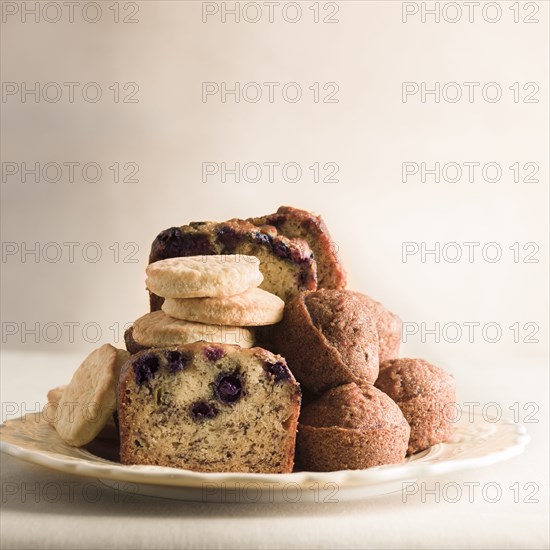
[[124, 255, 285, 353]]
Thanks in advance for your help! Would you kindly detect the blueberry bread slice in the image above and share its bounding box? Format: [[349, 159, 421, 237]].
[[250, 206, 346, 290], [148, 219, 317, 309], [118, 342, 301, 473]]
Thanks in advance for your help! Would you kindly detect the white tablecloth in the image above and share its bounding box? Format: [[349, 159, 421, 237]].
[[1, 350, 548, 549]]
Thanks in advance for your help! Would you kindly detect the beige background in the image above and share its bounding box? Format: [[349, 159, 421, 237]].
[[1, 2, 549, 548], [2, 0, 548, 368]]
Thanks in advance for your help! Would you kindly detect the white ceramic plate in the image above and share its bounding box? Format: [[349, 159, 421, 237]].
[[0, 412, 529, 502]]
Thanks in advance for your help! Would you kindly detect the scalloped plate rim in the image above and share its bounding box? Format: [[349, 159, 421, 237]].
[[0, 412, 530, 492]]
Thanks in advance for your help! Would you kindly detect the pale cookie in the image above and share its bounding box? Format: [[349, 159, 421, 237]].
[[132, 310, 255, 348], [146, 255, 263, 298], [53, 344, 129, 447], [43, 385, 67, 425], [161, 287, 285, 326], [47, 385, 66, 404], [44, 384, 117, 433]]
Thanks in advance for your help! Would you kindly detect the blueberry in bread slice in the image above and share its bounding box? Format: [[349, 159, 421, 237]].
[[148, 219, 317, 309], [118, 342, 301, 473]]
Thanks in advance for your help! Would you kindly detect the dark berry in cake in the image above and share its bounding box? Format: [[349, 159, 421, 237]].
[[153, 227, 185, 258], [133, 352, 160, 386], [273, 240, 291, 260], [214, 373, 243, 404], [150, 227, 215, 262], [190, 401, 218, 420], [216, 225, 240, 250], [253, 231, 273, 247], [204, 346, 225, 362], [165, 350, 192, 374], [264, 361, 290, 383]]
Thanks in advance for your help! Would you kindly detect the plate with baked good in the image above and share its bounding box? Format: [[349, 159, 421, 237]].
[[0, 206, 531, 502], [0, 410, 529, 502]]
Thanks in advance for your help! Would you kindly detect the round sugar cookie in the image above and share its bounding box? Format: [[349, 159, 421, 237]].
[[161, 287, 284, 326], [132, 311, 255, 349], [145, 255, 263, 298]]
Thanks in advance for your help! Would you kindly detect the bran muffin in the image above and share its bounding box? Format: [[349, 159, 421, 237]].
[[375, 358, 456, 454], [352, 292, 402, 363], [297, 383, 410, 471], [271, 289, 379, 394]]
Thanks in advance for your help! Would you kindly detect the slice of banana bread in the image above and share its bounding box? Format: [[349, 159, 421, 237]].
[[148, 219, 317, 310], [250, 206, 346, 290], [118, 342, 301, 473]]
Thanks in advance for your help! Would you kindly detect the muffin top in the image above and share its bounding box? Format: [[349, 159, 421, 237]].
[[376, 358, 455, 402], [303, 289, 378, 368], [299, 383, 407, 431]]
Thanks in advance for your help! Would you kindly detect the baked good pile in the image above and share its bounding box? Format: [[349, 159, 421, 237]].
[[44, 206, 456, 473]]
